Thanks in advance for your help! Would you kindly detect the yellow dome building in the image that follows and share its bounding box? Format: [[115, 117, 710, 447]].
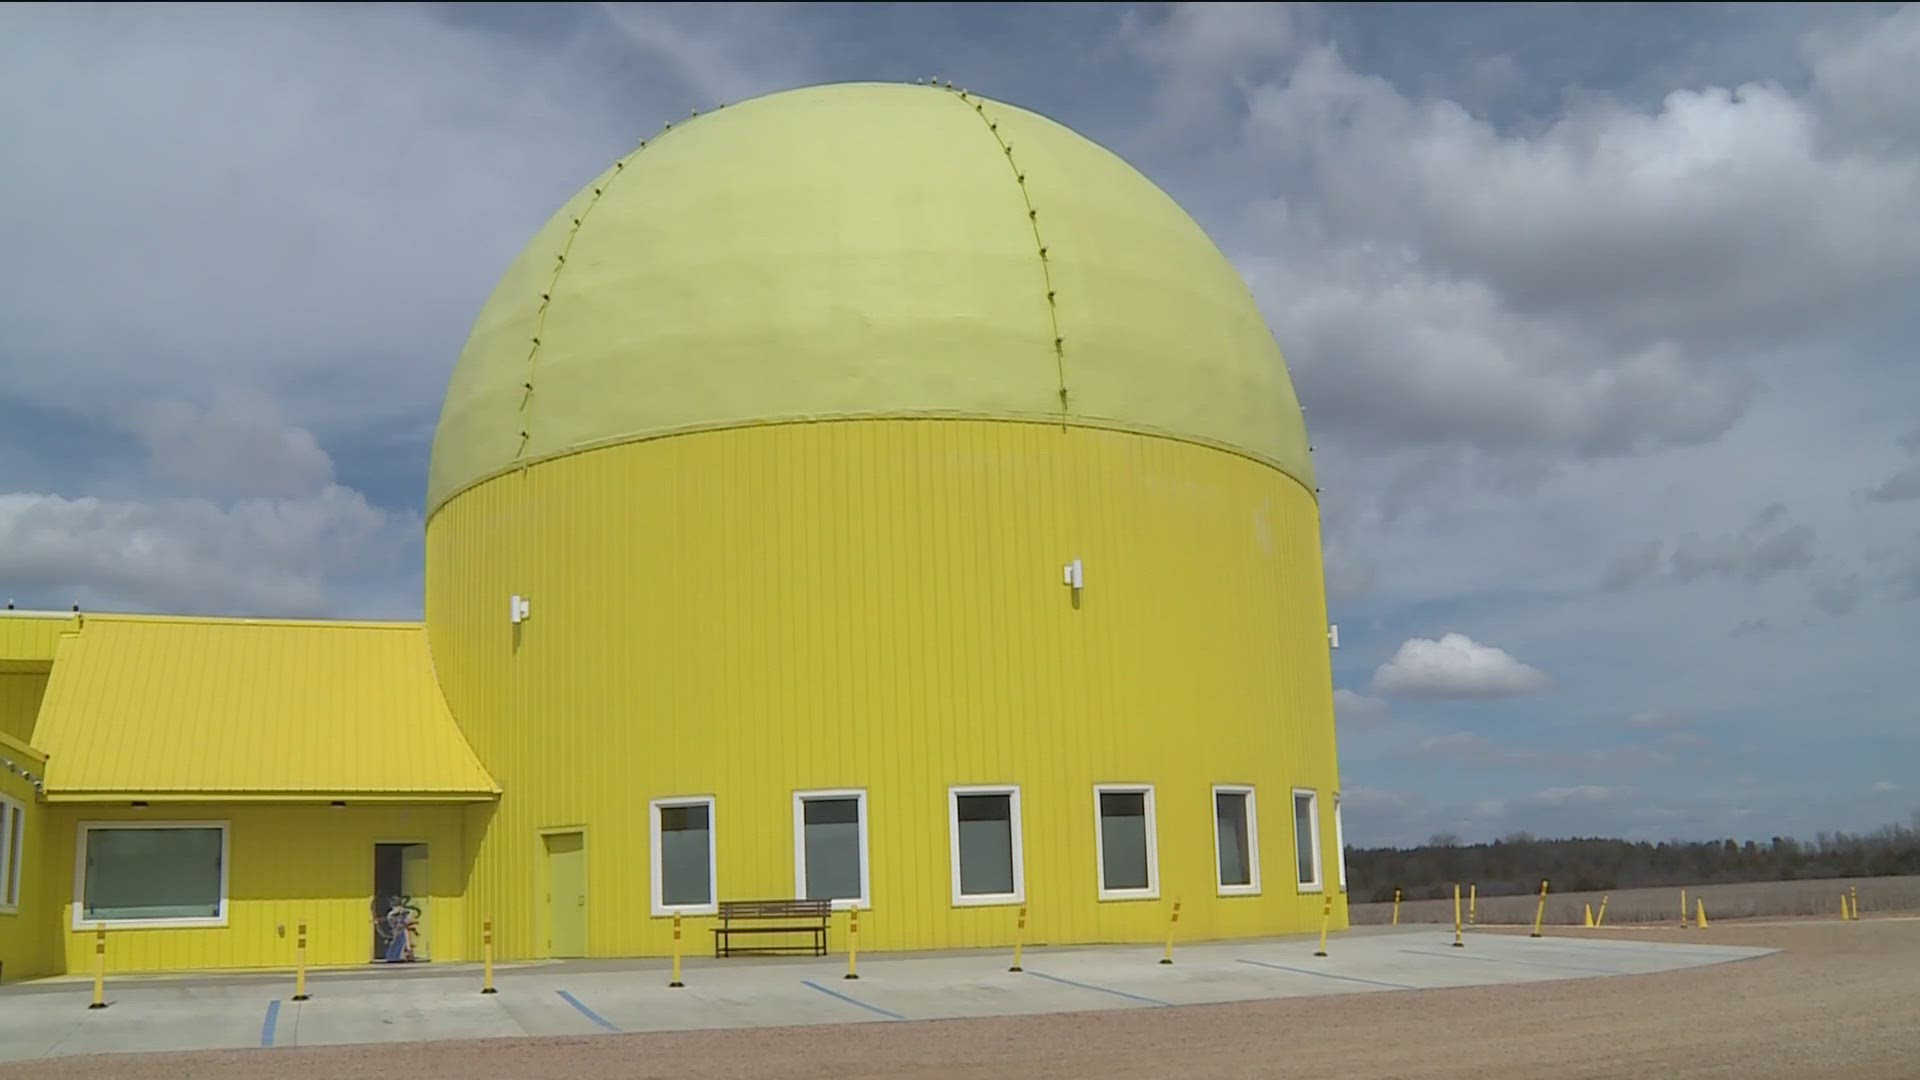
[[0, 82, 1342, 981]]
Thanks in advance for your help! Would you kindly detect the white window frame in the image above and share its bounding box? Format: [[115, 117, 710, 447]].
[[1291, 788, 1323, 893], [1091, 783, 1160, 901], [72, 820, 231, 929], [1211, 784, 1262, 897], [792, 788, 871, 910], [1334, 791, 1348, 892], [650, 796, 718, 917], [948, 784, 1025, 907], [0, 794, 24, 913]]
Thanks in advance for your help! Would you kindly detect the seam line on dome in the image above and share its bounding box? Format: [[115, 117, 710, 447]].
[[941, 83, 1069, 422], [516, 107, 718, 462]]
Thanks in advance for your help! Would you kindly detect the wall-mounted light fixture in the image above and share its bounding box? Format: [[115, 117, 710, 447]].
[[1062, 558, 1084, 595], [1328, 624, 1340, 650], [509, 594, 532, 625]]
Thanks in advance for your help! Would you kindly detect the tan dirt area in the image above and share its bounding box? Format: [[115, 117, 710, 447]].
[[10, 917, 1916, 1080]]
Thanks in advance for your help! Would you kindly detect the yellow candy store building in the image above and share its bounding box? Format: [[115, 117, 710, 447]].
[[0, 82, 1345, 981]]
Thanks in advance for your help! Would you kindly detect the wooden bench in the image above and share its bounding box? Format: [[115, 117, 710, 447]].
[[712, 898, 833, 958]]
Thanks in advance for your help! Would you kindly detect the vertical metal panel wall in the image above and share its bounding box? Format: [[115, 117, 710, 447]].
[[427, 419, 1343, 959], [49, 805, 469, 975], [0, 768, 49, 981]]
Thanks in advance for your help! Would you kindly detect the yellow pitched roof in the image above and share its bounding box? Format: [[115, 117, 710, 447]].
[[32, 614, 498, 803]]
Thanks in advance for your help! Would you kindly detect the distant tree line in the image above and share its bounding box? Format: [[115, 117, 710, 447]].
[[1347, 817, 1920, 903]]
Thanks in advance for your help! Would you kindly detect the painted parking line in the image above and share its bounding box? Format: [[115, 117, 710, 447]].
[[1022, 970, 1168, 1007], [260, 999, 281, 1048], [1398, 948, 1616, 975], [800, 979, 905, 1020], [1236, 958, 1416, 990], [556, 990, 621, 1032]]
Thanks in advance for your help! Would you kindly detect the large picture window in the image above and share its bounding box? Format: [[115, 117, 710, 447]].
[[1292, 789, 1322, 892], [1212, 785, 1261, 895], [1093, 784, 1158, 900], [74, 822, 228, 928], [793, 789, 869, 908], [0, 795, 24, 912], [948, 785, 1024, 905], [650, 797, 717, 916]]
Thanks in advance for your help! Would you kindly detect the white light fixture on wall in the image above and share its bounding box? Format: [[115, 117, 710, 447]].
[[509, 594, 532, 625], [1062, 558, 1084, 593], [1328, 624, 1340, 650]]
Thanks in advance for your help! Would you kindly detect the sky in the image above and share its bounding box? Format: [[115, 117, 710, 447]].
[[2, 2, 1916, 848]]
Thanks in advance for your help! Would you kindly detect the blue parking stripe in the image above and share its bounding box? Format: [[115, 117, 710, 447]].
[[557, 989, 621, 1032], [801, 979, 904, 1020], [1237, 957, 1416, 989], [1023, 969, 1169, 1006], [260, 999, 281, 1047]]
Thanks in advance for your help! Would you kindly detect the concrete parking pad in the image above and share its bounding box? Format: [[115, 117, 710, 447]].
[[0, 928, 1774, 1063]]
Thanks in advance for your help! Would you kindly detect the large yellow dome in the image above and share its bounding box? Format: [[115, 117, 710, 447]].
[[427, 81, 1312, 517]]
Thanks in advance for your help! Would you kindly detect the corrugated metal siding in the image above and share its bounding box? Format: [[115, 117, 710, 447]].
[[33, 617, 498, 800], [427, 420, 1343, 960], [0, 613, 75, 667], [49, 804, 469, 974], [0, 673, 48, 745], [0, 768, 51, 981]]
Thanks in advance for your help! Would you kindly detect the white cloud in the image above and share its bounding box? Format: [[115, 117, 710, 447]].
[[1870, 780, 1900, 794], [1372, 632, 1550, 699], [0, 487, 419, 619], [1333, 688, 1389, 728], [130, 389, 334, 499], [1526, 784, 1631, 806]]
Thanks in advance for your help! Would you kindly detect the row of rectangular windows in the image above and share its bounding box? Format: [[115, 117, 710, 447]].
[[45, 785, 1347, 928]]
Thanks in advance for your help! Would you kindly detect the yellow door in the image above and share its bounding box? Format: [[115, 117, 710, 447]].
[[544, 831, 587, 958]]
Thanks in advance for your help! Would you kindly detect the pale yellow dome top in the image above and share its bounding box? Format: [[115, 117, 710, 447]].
[[428, 81, 1312, 516]]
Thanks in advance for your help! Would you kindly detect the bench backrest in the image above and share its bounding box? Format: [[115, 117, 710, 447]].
[[718, 898, 833, 920]]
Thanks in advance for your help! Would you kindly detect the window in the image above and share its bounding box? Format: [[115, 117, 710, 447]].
[[949, 786, 1024, 905], [1212, 785, 1261, 896], [1334, 792, 1348, 892], [793, 789, 869, 909], [1292, 789, 1322, 891], [650, 797, 716, 916], [0, 795, 23, 912], [1093, 785, 1158, 899], [74, 822, 228, 928]]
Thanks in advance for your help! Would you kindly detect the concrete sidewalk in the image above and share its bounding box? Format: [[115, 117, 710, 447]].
[[0, 928, 1774, 1063]]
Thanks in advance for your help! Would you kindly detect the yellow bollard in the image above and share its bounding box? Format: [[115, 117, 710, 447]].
[[1313, 893, 1332, 957], [669, 912, 684, 988], [88, 924, 108, 1010], [1530, 880, 1549, 938], [1009, 905, 1026, 973], [1468, 883, 1477, 926], [1695, 898, 1708, 929], [1451, 883, 1464, 948], [1841, 893, 1850, 921], [1391, 888, 1401, 927], [292, 921, 310, 1001], [844, 906, 860, 980], [1596, 895, 1609, 928], [1583, 903, 1594, 928], [482, 918, 497, 994], [1680, 888, 1687, 929], [1161, 900, 1181, 965], [1851, 885, 1860, 920]]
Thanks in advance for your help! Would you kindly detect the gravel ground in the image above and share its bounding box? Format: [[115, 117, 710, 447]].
[[11, 918, 1916, 1080]]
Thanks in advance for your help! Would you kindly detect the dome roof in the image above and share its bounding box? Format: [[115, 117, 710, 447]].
[[427, 82, 1312, 516]]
